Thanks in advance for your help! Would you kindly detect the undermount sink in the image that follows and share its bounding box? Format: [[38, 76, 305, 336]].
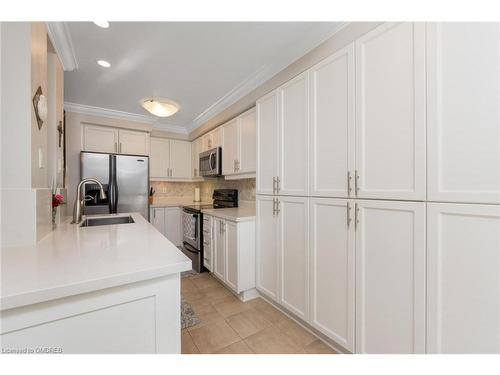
[[80, 215, 135, 227]]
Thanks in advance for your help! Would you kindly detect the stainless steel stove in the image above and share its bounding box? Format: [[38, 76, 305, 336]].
[[181, 189, 238, 273]]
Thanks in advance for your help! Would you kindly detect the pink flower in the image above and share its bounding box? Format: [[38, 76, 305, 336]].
[[54, 194, 64, 201]]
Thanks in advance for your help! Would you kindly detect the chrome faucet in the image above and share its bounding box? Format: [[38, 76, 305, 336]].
[[72, 177, 107, 224]]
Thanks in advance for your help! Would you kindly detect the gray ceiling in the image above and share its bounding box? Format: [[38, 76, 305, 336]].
[[64, 22, 343, 132]]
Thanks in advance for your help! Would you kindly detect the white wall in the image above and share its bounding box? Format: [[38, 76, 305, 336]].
[[1, 22, 61, 247]]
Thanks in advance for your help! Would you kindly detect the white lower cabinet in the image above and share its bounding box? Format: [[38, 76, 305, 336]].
[[427, 203, 500, 353], [279, 196, 309, 321], [213, 218, 226, 281], [149, 207, 182, 247], [309, 198, 355, 352], [202, 215, 213, 271], [355, 200, 426, 353], [256, 195, 309, 320], [255, 195, 279, 300], [225, 221, 238, 290], [211, 216, 255, 296]]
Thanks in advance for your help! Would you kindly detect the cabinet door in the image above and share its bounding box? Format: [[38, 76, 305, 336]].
[[201, 133, 212, 152], [150, 207, 165, 235], [169, 140, 191, 178], [118, 130, 149, 155], [279, 196, 309, 320], [222, 118, 239, 175], [427, 23, 500, 204], [165, 207, 182, 247], [310, 198, 355, 352], [256, 90, 279, 195], [213, 218, 225, 281], [225, 221, 238, 291], [150, 138, 170, 178], [279, 71, 309, 196], [355, 23, 426, 200], [83, 125, 119, 153], [211, 127, 222, 148], [427, 203, 500, 353], [202, 215, 213, 271], [191, 138, 201, 177], [238, 107, 256, 174], [256, 195, 279, 300], [355, 200, 425, 353], [309, 44, 355, 198]]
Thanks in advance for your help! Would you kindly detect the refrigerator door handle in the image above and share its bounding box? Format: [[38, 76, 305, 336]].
[[108, 154, 118, 213]]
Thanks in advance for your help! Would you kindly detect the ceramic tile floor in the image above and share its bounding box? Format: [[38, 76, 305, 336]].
[[181, 272, 337, 354]]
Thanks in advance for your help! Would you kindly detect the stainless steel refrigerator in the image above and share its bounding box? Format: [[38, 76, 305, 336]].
[[80, 151, 149, 219]]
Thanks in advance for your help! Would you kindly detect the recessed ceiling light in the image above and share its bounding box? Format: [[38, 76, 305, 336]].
[[93, 21, 110, 28], [97, 60, 111, 68], [140, 97, 180, 118]]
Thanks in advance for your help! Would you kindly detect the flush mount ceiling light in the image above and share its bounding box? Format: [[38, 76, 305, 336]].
[[93, 21, 110, 28], [140, 97, 180, 117], [97, 60, 111, 68]]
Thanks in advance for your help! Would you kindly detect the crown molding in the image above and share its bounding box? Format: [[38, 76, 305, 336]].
[[46, 22, 78, 71], [64, 102, 156, 123], [186, 22, 347, 133], [64, 102, 189, 134], [151, 123, 190, 134]]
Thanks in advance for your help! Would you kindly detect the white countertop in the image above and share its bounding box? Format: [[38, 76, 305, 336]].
[[0, 213, 191, 311], [202, 202, 256, 222]]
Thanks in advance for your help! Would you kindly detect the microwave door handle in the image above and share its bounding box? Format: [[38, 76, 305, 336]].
[[210, 152, 216, 170]]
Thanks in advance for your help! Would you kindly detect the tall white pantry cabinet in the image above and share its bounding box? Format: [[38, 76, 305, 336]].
[[256, 22, 500, 354]]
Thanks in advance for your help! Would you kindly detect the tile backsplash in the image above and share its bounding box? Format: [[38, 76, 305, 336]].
[[151, 178, 256, 202]]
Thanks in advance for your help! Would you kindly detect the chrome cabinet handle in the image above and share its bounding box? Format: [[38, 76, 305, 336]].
[[355, 202, 359, 230], [276, 176, 280, 193], [114, 142, 117, 153], [355, 170, 360, 196], [347, 171, 352, 196], [273, 177, 277, 195], [272, 198, 277, 216], [276, 199, 280, 215], [119, 143, 122, 153], [347, 202, 351, 227]]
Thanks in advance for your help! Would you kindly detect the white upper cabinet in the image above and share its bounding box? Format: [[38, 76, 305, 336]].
[[150, 137, 191, 180], [309, 44, 355, 198], [238, 108, 257, 174], [169, 140, 191, 179], [427, 23, 500, 204], [221, 118, 239, 175], [201, 127, 222, 152], [355, 23, 426, 200], [427, 203, 500, 353], [221, 107, 257, 177], [118, 129, 150, 155], [255, 195, 279, 300], [83, 125, 149, 156], [279, 196, 309, 321], [256, 91, 279, 195], [191, 137, 201, 178], [150, 138, 170, 178], [355, 200, 425, 353], [279, 71, 309, 196], [309, 198, 355, 352], [83, 125, 119, 153]]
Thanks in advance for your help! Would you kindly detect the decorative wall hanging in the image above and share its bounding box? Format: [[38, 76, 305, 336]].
[[32, 86, 48, 130]]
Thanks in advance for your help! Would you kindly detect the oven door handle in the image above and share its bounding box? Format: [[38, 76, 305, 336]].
[[183, 242, 199, 254]]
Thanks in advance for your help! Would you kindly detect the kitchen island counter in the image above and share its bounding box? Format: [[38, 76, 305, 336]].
[[0, 213, 191, 353]]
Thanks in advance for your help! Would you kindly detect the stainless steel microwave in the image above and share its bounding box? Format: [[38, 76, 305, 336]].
[[199, 147, 222, 177]]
